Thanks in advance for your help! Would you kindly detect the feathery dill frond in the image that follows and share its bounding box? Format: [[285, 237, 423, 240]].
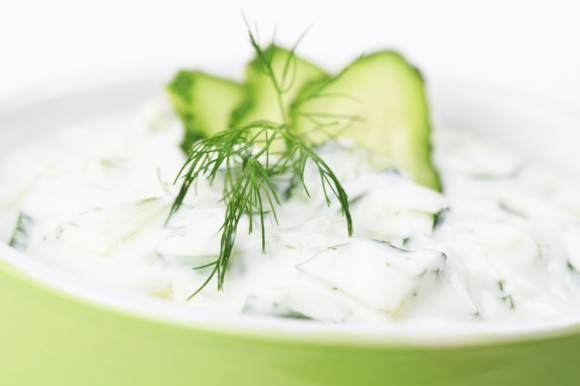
[[169, 19, 354, 297]]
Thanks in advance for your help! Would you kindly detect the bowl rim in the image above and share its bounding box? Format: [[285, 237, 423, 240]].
[[2, 74, 580, 349]]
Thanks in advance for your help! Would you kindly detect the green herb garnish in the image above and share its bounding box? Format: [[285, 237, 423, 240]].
[[168, 21, 353, 299], [498, 279, 516, 310], [502, 295, 516, 310]]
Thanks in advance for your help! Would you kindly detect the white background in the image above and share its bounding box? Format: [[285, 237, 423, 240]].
[[1, 0, 579, 110]]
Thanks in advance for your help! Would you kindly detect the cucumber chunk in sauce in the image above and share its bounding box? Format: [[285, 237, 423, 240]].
[[44, 198, 169, 256], [298, 238, 446, 315], [241, 286, 354, 324], [4, 211, 34, 250], [155, 208, 225, 267], [243, 296, 313, 320], [344, 172, 448, 243]]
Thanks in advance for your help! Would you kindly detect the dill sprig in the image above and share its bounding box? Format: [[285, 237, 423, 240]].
[[169, 22, 353, 299]]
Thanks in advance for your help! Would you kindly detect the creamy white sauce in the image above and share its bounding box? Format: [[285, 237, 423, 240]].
[[2, 101, 580, 326]]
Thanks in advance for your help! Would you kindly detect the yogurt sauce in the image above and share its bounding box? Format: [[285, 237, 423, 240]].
[[1, 101, 580, 326]]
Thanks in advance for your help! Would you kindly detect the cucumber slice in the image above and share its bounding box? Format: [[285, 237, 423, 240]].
[[167, 71, 246, 152], [231, 45, 328, 128], [292, 51, 441, 191]]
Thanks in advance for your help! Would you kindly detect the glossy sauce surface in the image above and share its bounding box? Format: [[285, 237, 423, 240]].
[[2, 101, 580, 326]]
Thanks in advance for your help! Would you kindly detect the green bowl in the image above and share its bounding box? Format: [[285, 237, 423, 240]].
[[2, 77, 580, 386]]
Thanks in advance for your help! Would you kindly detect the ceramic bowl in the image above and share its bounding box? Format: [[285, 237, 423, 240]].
[[1, 76, 580, 386]]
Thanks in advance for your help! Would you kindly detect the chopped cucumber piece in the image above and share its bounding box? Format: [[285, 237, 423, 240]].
[[154, 234, 220, 268], [154, 251, 218, 270], [498, 192, 571, 220], [344, 173, 446, 213], [147, 283, 174, 300], [293, 51, 441, 190], [298, 238, 446, 314], [243, 296, 312, 320], [8, 211, 34, 250], [231, 45, 328, 128], [345, 172, 448, 242], [167, 71, 246, 151], [158, 207, 225, 267], [241, 287, 352, 323], [53, 198, 169, 256], [498, 201, 526, 217]]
